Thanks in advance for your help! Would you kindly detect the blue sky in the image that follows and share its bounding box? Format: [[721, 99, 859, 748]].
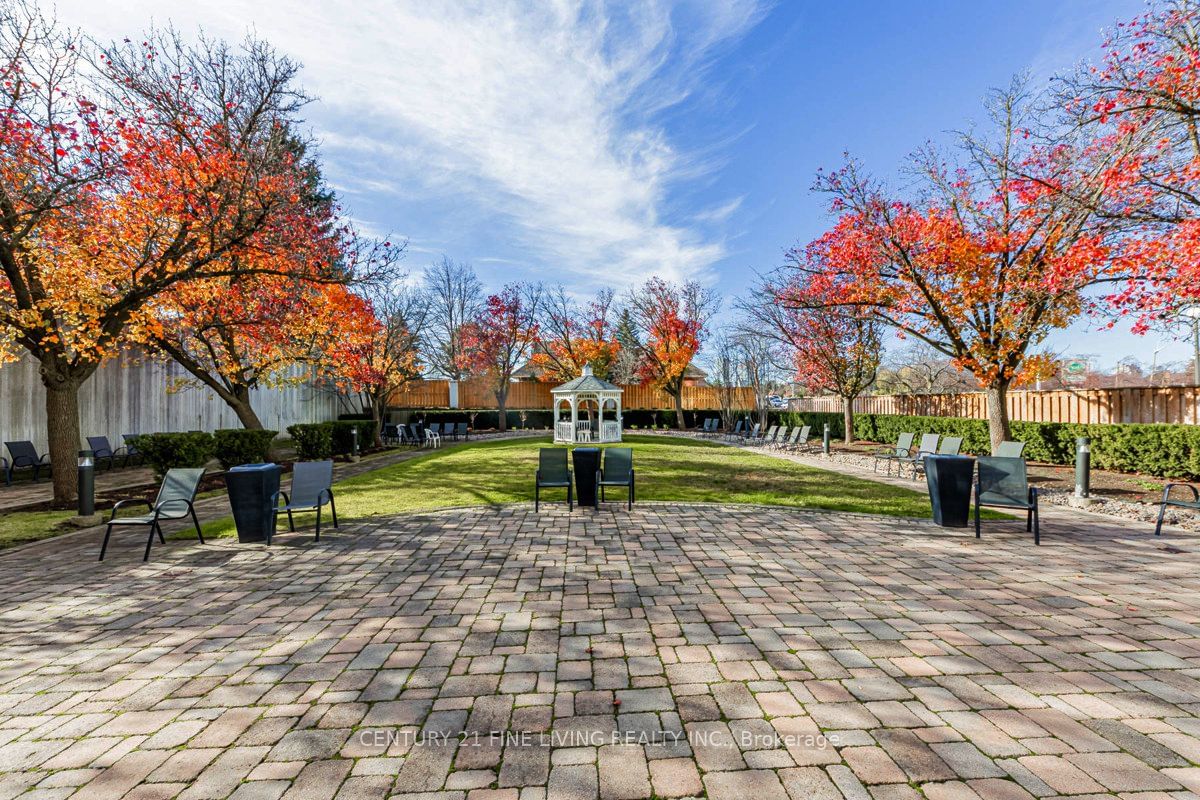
[[56, 0, 1194, 369]]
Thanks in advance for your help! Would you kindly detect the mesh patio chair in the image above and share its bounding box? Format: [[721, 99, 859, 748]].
[[747, 424, 773, 445], [4, 441, 50, 485], [381, 423, 400, 445], [896, 433, 941, 478], [724, 420, 745, 441], [873, 433, 915, 476], [456, 422, 469, 441], [995, 440, 1026, 458], [769, 426, 789, 448], [101, 467, 205, 561], [270, 460, 337, 543], [910, 436, 963, 479], [1155, 484, 1200, 536], [974, 456, 1041, 544], [535, 448, 573, 511], [86, 436, 128, 471], [122, 434, 144, 467], [781, 425, 809, 451], [597, 447, 635, 510]]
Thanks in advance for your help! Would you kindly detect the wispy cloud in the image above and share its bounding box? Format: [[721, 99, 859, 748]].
[[55, 0, 764, 288]]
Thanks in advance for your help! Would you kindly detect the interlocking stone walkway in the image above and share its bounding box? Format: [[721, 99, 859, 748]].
[[2, 502, 1200, 799]]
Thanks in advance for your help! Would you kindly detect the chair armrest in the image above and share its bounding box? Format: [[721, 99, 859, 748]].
[[270, 490, 290, 508], [1163, 483, 1200, 503], [317, 488, 333, 505], [110, 498, 153, 520]]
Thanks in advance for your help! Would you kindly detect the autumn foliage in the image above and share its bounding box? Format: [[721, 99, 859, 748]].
[[530, 287, 621, 382], [458, 284, 540, 431]]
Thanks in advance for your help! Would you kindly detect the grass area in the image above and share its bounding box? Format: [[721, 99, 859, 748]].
[[190, 434, 956, 540], [0, 510, 77, 549]]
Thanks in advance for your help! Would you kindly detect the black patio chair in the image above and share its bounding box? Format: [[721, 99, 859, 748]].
[[597, 447, 635, 510], [456, 422, 469, 441], [382, 423, 400, 445], [101, 467, 205, 561], [995, 440, 1026, 458], [535, 448, 572, 511], [873, 432, 915, 475], [910, 436, 963, 479], [270, 460, 337, 543], [1155, 484, 1200, 536], [4, 441, 50, 485], [974, 456, 1041, 544], [86, 436, 128, 471], [122, 434, 144, 467]]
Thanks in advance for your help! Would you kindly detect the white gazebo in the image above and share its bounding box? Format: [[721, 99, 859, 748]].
[[552, 365, 623, 444]]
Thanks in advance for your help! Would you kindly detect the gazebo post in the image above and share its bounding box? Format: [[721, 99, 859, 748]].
[[570, 397, 578, 443]]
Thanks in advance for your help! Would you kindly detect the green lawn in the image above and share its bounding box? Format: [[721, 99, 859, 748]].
[[0, 510, 78, 549], [190, 434, 949, 539]]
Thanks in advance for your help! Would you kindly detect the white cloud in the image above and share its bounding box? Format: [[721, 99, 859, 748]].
[[53, 0, 763, 288]]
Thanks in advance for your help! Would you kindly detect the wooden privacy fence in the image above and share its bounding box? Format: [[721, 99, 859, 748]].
[[390, 379, 757, 411], [789, 386, 1200, 425]]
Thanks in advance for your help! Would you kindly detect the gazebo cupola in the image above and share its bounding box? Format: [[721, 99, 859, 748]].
[[551, 365, 623, 444]]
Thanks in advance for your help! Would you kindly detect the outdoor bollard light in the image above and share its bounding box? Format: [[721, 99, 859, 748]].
[[1075, 436, 1091, 499], [351, 426, 360, 457], [822, 423, 831, 455], [77, 449, 95, 517]]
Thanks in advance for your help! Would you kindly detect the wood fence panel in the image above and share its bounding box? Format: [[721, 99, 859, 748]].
[[388, 381, 757, 411], [788, 386, 1200, 425]]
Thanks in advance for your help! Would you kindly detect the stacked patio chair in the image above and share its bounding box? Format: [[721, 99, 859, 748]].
[[974, 456, 1041, 544], [872, 433, 915, 476], [425, 425, 442, 448], [596, 447, 635, 510], [534, 448, 573, 511], [909, 436, 963, 479], [86, 436, 129, 471], [897, 433, 941, 478], [270, 460, 337, 543], [4, 441, 51, 485], [1155, 483, 1200, 536], [101, 467, 205, 561]]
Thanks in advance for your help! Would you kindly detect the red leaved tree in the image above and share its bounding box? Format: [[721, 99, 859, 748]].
[[458, 284, 540, 432], [627, 278, 718, 429], [787, 84, 1140, 450]]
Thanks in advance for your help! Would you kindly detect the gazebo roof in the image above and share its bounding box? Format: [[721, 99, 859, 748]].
[[551, 365, 622, 394]]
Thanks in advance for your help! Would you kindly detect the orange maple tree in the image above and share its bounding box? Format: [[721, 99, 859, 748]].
[[0, 10, 327, 502], [530, 287, 621, 382], [627, 278, 718, 430]]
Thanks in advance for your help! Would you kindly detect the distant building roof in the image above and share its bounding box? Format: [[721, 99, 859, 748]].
[[551, 365, 622, 393]]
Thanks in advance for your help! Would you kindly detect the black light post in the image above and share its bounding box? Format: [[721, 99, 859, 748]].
[[351, 425, 360, 458], [822, 423, 831, 455], [1074, 436, 1091, 499], [77, 449, 95, 517]]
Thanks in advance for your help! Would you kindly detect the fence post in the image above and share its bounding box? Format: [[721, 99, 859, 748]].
[[449, 380, 459, 409]]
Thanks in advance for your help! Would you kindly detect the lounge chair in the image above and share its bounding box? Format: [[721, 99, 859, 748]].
[[535, 448, 573, 511], [873, 433, 915, 475], [270, 460, 337, 543], [910, 436, 963, 479], [748, 424, 773, 445], [974, 456, 1041, 544], [768, 426, 789, 448], [995, 440, 1026, 458], [101, 467, 205, 561], [597, 447, 635, 510], [122, 434, 144, 467], [780, 425, 809, 451], [4, 441, 50, 484], [1155, 484, 1200, 536], [86, 436, 128, 471], [724, 420, 745, 441]]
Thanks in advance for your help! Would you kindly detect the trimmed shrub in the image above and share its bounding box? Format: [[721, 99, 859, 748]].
[[330, 420, 376, 454], [129, 432, 215, 476], [288, 423, 334, 460], [212, 429, 277, 470]]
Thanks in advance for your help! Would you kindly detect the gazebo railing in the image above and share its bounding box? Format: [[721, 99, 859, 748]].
[[555, 421, 574, 442], [601, 421, 621, 441]]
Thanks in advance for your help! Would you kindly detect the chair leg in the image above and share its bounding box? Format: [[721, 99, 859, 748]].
[[1026, 508, 1032, 532], [156, 524, 166, 544], [330, 497, 338, 528], [100, 524, 113, 561], [144, 524, 157, 561], [535, 483, 540, 512], [974, 497, 981, 539], [287, 510, 296, 532], [315, 506, 321, 542], [568, 483, 573, 512], [1154, 502, 1167, 536], [1033, 506, 1040, 545], [192, 510, 204, 544]]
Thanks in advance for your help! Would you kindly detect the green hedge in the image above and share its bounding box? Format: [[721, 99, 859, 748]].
[[129, 432, 215, 476], [839, 413, 1200, 480], [212, 429, 277, 470], [288, 421, 376, 459]]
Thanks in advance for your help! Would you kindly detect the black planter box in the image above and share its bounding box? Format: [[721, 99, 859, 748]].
[[925, 455, 976, 528], [572, 447, 600, 509], [225, 463, 282, 543]]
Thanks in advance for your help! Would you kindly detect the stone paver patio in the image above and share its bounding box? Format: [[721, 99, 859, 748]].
[[2, 502, 1200, 799]]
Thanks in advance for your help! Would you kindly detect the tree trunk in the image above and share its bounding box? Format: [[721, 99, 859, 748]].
[[985, 382, 1012, 453], [673, 391, 686, 430], [496, 389, 508, 432], [229, 385, 264, 430], [842, 396, 854, 445], [43, 369, 83, 508]]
